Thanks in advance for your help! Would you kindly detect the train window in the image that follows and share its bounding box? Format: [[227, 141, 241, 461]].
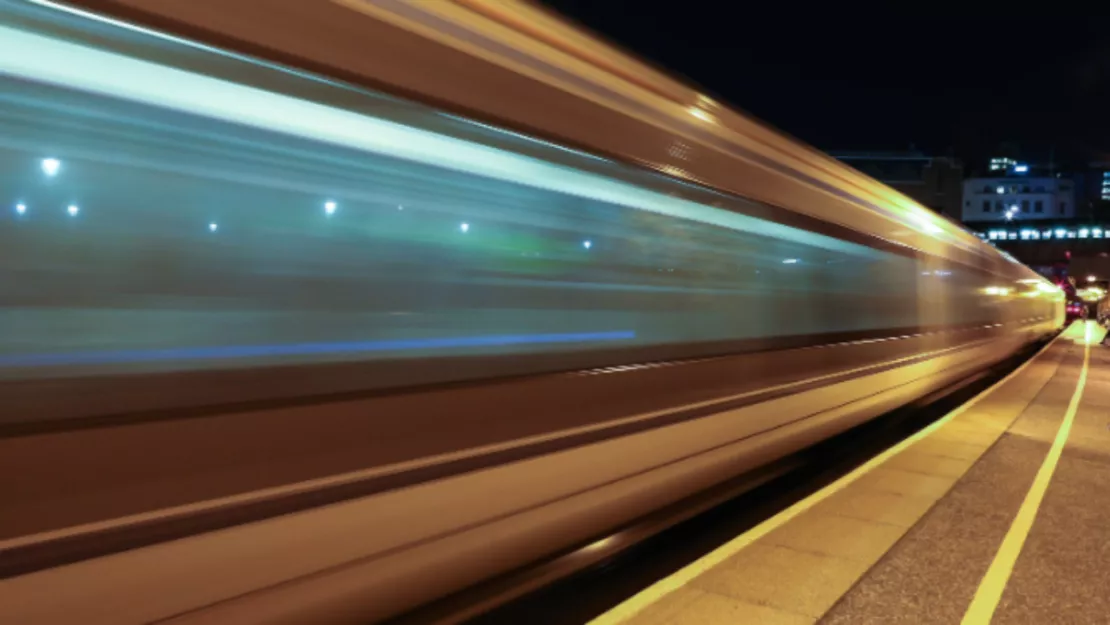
[[0, 0, 1056, 421]]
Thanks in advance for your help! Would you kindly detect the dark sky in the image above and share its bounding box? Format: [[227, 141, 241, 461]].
[[538, 1, 1110, 168]]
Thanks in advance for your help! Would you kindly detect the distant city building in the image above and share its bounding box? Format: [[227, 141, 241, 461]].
[[989, 157, 1018, 172], [830, 150, 963, 218], [1091, 162, 1110, 201], [1069, 161, 1110, 222], [961, 176, 1075, 223]]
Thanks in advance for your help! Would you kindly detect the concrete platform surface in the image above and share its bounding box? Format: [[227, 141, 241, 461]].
[[593, 321, 1109, 625]]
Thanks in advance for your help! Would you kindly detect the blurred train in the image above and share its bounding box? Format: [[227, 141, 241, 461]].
[[0, 1, 1063, 623]]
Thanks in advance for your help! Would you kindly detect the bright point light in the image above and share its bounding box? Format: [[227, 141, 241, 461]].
[[1014, 164, 1028, 173], [15, 203, 26, 215], [66, 204, 79, 216], [782, 258, 798, 264], [688, 106, 713, 122], [460, 222, 469, 233], [208, 222, 218, 232], [1080, 229, 1089, 238], [914, 213, 941, 234], [996, 186, 1005, 194], [1088, 275, 1097, 282], [582, 240, 592, 249], [324, 200, 337, 215], [41, 158, 60, 176], [1056, 229, 1066, 238]]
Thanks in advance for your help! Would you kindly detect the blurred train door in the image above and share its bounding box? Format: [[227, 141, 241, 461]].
[[916, 252, 955, 354]]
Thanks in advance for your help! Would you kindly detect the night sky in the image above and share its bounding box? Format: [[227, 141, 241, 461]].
[[538, 1, 1110, 169]]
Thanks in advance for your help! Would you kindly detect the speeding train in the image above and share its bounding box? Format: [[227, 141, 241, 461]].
[[0, 0, 1063, 623]]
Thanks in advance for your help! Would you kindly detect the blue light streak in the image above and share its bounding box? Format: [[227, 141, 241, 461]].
[[0, 330, 638, 368]]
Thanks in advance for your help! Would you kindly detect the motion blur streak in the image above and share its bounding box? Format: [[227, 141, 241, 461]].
[[0, 21, 861, 253], [0, 331, 637, 368], [0, 1, 1063, 624]]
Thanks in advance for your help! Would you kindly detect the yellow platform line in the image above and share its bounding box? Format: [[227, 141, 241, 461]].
[[961, 321, 1093, 624], [590, 329, 1065, 625]]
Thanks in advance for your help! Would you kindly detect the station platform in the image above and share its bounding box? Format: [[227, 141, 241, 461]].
[[591, 320, 1109, 625]]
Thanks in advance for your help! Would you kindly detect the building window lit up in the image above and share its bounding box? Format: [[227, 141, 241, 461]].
[[980, 225, 1107, 242], [1102, 171, 1110, 201], [962, 175, 1075, 223], [990, 157, 1016, 172]]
